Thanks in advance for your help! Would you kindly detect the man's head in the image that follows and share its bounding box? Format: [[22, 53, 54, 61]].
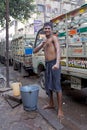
[[44, 22, 53, 29], [43, 22, 53, 37]]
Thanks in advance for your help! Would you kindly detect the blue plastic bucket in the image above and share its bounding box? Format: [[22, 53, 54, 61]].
[[20, 85, 39, 111]]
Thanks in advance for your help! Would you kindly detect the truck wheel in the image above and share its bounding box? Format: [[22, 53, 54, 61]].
[[9, 59, 13, 66], [39, 71, 45, 89], [13, 62, 18, 70], [21, 65, 29, 77]]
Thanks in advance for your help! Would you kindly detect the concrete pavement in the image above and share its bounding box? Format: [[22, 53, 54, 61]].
[[0, 86, 63, 130]]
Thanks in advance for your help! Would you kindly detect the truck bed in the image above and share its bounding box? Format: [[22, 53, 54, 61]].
[[61, 66, 87, 79]]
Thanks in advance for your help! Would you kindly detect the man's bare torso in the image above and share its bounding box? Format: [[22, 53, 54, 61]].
[[43, 35, 56, 61]]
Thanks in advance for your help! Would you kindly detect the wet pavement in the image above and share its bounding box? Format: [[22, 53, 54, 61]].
[[0, 65, 87, 130], [0, 94, 55, 130]]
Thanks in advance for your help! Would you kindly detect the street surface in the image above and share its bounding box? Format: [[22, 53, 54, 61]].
[[0, 63, 87, 130]]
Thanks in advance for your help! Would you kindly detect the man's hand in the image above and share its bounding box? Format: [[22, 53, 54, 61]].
[[33, 39, 47, 53], [52, 64, 59, 70], [42, 39, 47, 47]]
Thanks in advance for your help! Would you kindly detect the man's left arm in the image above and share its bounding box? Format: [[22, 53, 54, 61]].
[[52, 36, 60, 69]]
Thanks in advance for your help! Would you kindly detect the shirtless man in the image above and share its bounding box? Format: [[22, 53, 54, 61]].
[[33, 22, 64, 120]]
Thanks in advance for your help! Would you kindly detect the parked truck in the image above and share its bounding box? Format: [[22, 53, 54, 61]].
[[11, 34, 36, 76], [32, 4, 87, 96]]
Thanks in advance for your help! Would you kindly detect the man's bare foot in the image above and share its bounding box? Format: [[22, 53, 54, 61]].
[[43, 104, 55, 109], [58, 110, 64, 123]]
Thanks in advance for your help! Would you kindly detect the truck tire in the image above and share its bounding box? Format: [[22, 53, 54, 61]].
[[21, 65, 29, 77], [39, 71, 45, 89], [13, 62, 18, 70], [9, 59, 13, 66]]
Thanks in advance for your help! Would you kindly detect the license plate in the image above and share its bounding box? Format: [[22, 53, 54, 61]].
[[71, 76, 81, 90]]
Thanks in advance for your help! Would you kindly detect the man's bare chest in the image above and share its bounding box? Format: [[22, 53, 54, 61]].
[[44, 38, 54, 49]]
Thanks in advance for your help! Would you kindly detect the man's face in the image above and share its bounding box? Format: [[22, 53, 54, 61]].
[[44, 25, 52, 36]]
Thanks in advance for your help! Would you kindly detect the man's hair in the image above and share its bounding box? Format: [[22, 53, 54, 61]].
[[44, 22, 53, 29]]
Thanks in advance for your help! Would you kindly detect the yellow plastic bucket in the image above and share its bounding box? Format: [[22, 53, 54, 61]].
[[11, 82, 22, 96]]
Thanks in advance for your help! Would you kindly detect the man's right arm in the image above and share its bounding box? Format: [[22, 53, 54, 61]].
[[33, 42, 44, 53]]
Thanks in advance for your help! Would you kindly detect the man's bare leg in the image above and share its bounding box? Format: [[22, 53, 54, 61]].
[[43, 90, 54, 109], [57, 91, 64, 119]]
